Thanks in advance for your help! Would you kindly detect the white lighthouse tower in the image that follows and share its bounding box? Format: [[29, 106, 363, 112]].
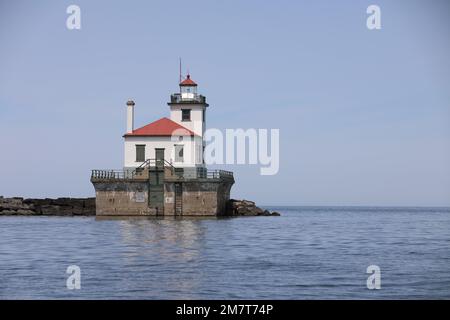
[[168, 74, 208, 164]]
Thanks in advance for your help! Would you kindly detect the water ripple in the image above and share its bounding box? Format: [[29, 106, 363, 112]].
[[1, 207, 450, 299]]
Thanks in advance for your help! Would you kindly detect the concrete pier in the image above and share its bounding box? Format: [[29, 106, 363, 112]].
[[91, 166, 234, 216]]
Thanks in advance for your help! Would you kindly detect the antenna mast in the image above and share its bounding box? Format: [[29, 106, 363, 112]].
[[179, 58, 182, 84]]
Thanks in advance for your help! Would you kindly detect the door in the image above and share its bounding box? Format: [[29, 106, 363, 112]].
[[149, 170, 164, 216], [155, 148, 165, 168]]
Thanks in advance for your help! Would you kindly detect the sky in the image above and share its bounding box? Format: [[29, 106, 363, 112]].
[[0, 0, 449, 206]]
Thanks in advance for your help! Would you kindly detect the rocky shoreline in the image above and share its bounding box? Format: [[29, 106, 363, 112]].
[[226, 199, 280, 216], [0, 196, 279, 217], [0, 196, 96, 216]]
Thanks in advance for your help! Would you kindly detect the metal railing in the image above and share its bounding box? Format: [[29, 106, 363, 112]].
[[135, 158, 174, 171], [170, 93, 207, 104], [91, 168, 233, 181], [218, 170, 234, 178], [196, 168, 233, 179], [91, 157, 234, 181], [91, 170, 133, 180]]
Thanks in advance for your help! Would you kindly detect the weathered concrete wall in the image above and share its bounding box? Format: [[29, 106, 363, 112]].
[[92, 181, 158, 216], [0, 196, 95, 216], [163, 183, 175, 216], [217, 181, 233, 216], [162, 180, 234, 216], [91, 177, 234, 216], [180, 180, 232, 216]]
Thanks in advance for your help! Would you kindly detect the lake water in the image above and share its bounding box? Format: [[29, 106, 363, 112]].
[[1, 207, 449, 299]]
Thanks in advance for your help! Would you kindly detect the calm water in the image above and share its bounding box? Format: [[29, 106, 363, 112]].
[[0, 207, 449, 299]]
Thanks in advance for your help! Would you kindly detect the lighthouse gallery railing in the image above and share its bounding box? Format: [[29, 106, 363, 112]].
[[91, 168, 233, 180]]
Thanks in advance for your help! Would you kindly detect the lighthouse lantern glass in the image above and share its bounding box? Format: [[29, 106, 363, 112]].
[[181, 85, 197, 100]]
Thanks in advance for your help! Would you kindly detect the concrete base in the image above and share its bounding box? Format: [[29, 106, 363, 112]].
[[91, 174, 234, 216]]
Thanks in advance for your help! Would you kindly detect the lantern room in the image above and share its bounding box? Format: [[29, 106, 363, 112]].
[[179, 74, 198, 100]]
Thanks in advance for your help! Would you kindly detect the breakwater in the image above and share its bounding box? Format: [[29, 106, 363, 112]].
[[0, 196, 95, 216], [0, 196, 279, 216]]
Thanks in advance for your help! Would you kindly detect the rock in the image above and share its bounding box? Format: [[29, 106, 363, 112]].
[[0, 196, 96, 216], [15, 209, 35, 215], [0, 197, 28, 210], [253, 207, 265, 215], [71, 206, 85, 215], [40, 205, 61, 215], [241, 200, 255, 206], [236, 206, 250, 215], [83, 199, 96, 215], [226, 199, 280, 217], [0, 210, 18, 215]]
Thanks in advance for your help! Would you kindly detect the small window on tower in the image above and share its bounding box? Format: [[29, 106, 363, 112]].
[[182, 109, 191, 121], [136, 145, 145, 162]]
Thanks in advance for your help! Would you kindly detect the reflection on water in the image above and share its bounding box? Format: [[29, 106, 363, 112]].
[[1, 207, 450, 299], [95, 216, 217, 298], [116, 218, 205, 260]]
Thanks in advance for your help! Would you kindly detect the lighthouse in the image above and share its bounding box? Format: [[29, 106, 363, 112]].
[[123, 74, 208, 174], [91, 72, 234, 216]]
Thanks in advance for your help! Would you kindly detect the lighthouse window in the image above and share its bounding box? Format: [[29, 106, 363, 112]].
[[135, 145, 145, 162], [182, 109, 191, 121], [175, 145, 184, 162]]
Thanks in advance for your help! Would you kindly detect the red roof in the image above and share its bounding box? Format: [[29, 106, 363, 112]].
[[124, 117, 197, 137], [179, 74, 197, 86]]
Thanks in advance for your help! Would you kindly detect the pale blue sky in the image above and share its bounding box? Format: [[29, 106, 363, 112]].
[[1, 0, 449, 206]]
